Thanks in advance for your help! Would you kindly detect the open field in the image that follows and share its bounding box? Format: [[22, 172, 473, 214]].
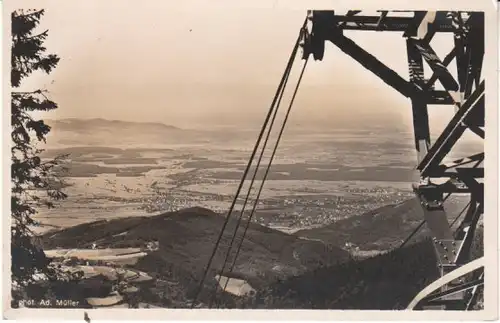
[[34, 125, 481, 235]]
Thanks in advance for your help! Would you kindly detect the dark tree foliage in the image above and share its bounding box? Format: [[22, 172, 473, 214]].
[[11, 9, 68, 294]]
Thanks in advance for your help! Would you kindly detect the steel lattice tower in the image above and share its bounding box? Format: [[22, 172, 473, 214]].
[[302, 10, 484, 310]]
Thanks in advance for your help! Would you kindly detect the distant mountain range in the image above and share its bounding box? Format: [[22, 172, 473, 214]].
[[41, 117, 482, 152], [43, 118, 191, 147], [41, 117, 288, 147], [45, 118, 181, 132]]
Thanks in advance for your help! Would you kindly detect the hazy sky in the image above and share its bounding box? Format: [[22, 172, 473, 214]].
[[14, 1, 464, 132]]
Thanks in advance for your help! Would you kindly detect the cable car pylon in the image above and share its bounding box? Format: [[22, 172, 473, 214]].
[[301, 10, 485, 310]]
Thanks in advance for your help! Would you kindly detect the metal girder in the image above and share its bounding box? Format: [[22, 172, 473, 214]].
[[463, 13, 485, 98], [304, 17, 459, 105], [424, 47, 457, 92], [454, 201, 483, 265], [417, 81, 484, 177], [421, 208, 453, 240], [441, 153, 484, 169], [428, 154, 484, 178], [325, 28, 417, 97], [458, 176, 484, 203], [439, 181, 472, 194], [376, 11, 389, 29], [454, 27, 469, 101], [411, 39, 460, 95], [310, 11, 456, 32], [406, 38, 431, 161], [402, 11, 427, 38]]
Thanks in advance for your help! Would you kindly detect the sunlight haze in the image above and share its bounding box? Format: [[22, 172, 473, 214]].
[[13, 1, 467, 135]]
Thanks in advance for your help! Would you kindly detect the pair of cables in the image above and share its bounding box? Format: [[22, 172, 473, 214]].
[[190, 18, 310, 309]]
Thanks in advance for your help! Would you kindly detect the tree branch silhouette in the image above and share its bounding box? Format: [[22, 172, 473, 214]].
[[11, 8, 69, 304]]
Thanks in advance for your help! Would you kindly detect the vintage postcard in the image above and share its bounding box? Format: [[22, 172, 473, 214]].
[[2, 0, 498, 321]]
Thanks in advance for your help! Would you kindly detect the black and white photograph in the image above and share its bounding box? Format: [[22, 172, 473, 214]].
[[2, 0, 498, 320]]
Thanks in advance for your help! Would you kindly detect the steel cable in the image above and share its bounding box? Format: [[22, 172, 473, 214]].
[[189, 19, 307, 308], [218, 56, 310, 303]]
